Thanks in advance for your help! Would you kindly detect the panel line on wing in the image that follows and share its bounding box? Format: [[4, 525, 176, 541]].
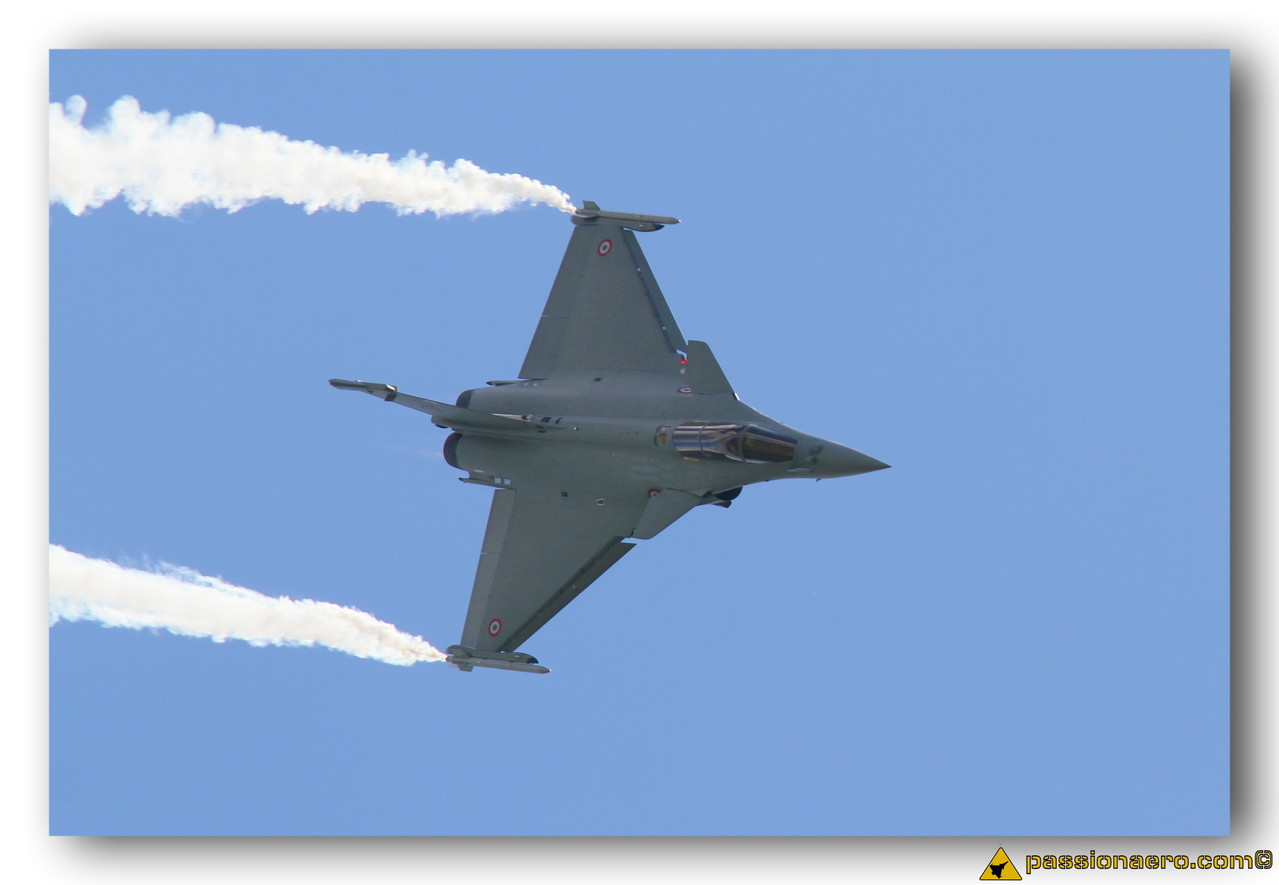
[[501, 538, 635, 651], [519, 223, 687, 378], [619, 229, 687, 357]]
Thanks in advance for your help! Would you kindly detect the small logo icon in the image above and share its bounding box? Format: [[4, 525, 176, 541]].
[[597, 239, 613, 256], [487, 618, 502, 637], [980, 848, 1021, 881]]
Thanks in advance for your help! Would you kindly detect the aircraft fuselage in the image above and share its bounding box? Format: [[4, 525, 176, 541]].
[[446, 371, 886, 499]]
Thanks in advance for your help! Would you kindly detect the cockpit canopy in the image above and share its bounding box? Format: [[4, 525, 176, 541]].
[[669, 422, 798, 464]]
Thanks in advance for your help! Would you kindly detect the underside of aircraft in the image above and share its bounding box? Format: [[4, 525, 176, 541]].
[[332, 202, 887, 673]]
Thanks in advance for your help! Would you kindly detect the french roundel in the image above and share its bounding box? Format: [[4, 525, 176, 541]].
[[597, 239, 613, 257], [487, 618, 502, 637]]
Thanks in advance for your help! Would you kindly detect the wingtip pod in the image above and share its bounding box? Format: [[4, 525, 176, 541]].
[[329, 378, 395, 394], [573, 200, 679, 231], [445, 645, 550, 674], [446, 656, 551, 675], [329, 378, 400, 403]]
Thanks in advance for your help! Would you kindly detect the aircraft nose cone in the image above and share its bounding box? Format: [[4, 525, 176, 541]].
[[814, 443, 890, 477]]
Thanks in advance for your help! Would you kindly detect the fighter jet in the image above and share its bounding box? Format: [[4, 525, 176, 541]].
[[331, 202, 888, 673]]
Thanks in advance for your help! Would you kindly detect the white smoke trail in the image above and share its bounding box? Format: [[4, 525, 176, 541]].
[[48, 544, 447, 665], [49, 95, 575, 218]]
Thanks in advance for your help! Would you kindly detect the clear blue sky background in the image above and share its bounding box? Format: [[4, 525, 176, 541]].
[[49, 49, 1228, 836]]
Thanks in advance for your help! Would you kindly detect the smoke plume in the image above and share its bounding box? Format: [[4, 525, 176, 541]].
[[49, 544, 447, 666], [49, 95, 575, 218]]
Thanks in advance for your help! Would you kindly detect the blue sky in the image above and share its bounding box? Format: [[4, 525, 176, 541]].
[[48, 50, 1228, 837]]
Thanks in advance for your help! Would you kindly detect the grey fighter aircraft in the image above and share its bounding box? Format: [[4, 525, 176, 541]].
[[331, 202, 888, 674]]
